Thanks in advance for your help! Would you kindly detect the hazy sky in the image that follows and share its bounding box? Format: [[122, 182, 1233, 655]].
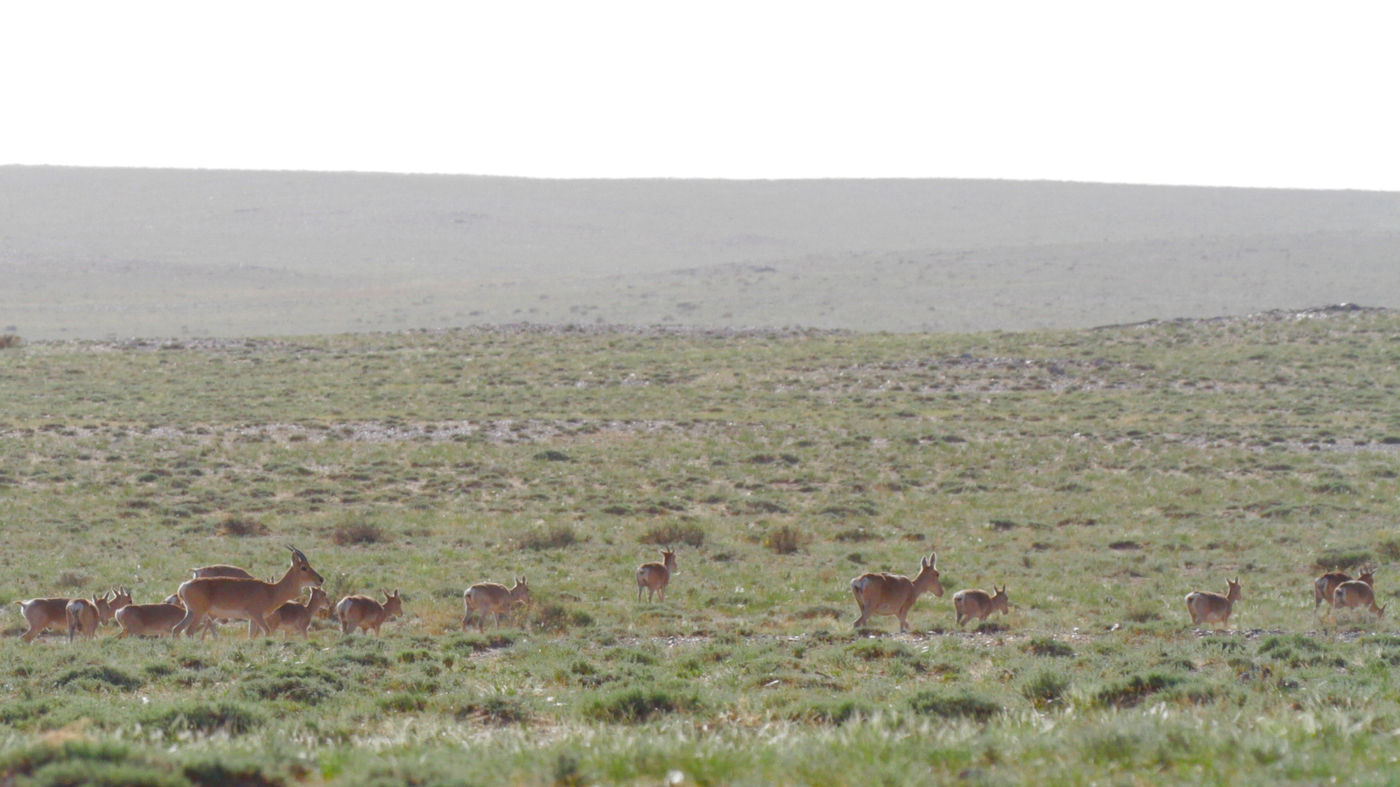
[[4, 2, 1396, 190]]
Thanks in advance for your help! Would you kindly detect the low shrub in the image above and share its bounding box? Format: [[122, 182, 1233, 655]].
[[215, 514, 268, 537], [584, 687, 696, 723], [139, 701, 265, 736], [519, 525, 580, 550], [1022, 670, 1071, 707], [765, 524, 805, 554], [908, 689, 1001, 722], [330, 517, 386, 546], [1024, 636, 1075, 657], [54, 665, 143, 692], [1094, 672, 1182, 708], [639, 521, 705, 547]]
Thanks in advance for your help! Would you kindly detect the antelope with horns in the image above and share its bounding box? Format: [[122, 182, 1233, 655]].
[[953, 584, 1009, 628], [850, 550, 943, 632], [636, 549, 676, 602], [66, 589, 132, 642], [267, 587, 331, 638], [1185, 577, 1242, 628], [463, 578, 531, 631], [172, 546, 324, 638], [116, 600, 188, 638], [1334, 579, 1386, 620], [335, 590, 402, 636], [1315, 566, 1374, 612]]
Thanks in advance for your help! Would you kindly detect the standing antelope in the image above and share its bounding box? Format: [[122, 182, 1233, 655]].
[[335, 590, 402, 636], [267, 587, 331, 638], [850, 550, 943, 632], [953, 584, 1009, 628], [172, 546, 324, 638], [1315, 567, 1374, 613], [116, 599, 188, 638], [1185, 577, 1242, 629], [65, 589, 132, 641], [191, 565, 256, 579], [463, 578, 531, 630], [1334, 579, 1386, 620], [636, 549, 676, 602], [16, 597, 76, 642]]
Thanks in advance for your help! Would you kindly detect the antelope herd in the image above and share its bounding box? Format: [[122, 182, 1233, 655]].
[[8, 541, 1392, 643]]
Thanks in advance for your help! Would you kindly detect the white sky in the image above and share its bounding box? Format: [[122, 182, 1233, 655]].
[[3, 1, 1397, 190]]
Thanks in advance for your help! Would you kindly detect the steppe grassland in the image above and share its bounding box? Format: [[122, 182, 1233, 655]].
[[1, 311, 1400, 784]]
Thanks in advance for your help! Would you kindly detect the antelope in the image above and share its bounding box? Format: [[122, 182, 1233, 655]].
[[335, 590, 402, 636], [636, 549, 676, 602], [463, 578, 531, 631], [115, 601, 187, 638], [172, 546, 324, 638], [1334, 579, 1386, 620], [1185, 577, 1241, 628], [267, 587, 331, 638], [16, 597, 75, 642], [1315, 566, 1374, 612], [65, 589, 132, 641], [850, 550, 943, 632], [953, 584, 1009, 628], [191, 565, 256, 579]]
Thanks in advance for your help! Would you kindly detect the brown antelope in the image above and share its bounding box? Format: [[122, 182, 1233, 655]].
[[850, 550, 943, 632], [1334, 579, 1386, 620], [65, 589, 132, 641], [463, 578, 531, 630], [191, 565, 256, 579], [172, 546, 324, 638], [267, 587, 331, 638], [334, 590, 402, 636], [1185, 577, 1242, 628], [1315, 567, 1374, 612], [636, 549, 676, 602], [16, 598, 76, 642], [953, 584, 1009, 628], [115, 601, 187, 638]]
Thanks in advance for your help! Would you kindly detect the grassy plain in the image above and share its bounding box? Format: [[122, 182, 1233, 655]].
[[2, 308, 1400, 784]]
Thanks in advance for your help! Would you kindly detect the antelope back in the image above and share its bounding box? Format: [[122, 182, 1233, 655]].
[[116, 603, 185, 635], [192, 565, 255, 579]]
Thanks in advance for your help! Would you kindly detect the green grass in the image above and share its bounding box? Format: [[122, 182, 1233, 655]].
[[3, 310, 1400, 782]]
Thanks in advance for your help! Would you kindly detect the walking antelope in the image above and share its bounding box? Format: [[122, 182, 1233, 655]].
[[463, 578, 531, 630], [1334, 579, 1386, 620], [16, 598, 75, 642], [172, 546, 323, 638], [335, 590, 402, 636], [267, 587, 331, 638], [66, 589, 132, 641], [850, 550, 943, 632], [953, 584, 1009, 628], [1185, 577, 1242, 628], [1315, 567, 1374, 612], [636, 549, 676, 602]]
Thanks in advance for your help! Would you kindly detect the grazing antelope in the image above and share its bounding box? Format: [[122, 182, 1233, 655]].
[[267, 587, 331, 638], [463, 578, 531, 631], [65, 589, 132, 641], [191, 565, 256, 579], [1185, 577, 1242, 629], [636, 549, 676, 602], [953, 584, 1009, 628], [172, 546, 323, 638], [1334, 579, 1386, 620], [850, 550, 943, 632], [115, 601, 188, 638], [335, 590, 402, 636], [1315, 567, 1374, 612]]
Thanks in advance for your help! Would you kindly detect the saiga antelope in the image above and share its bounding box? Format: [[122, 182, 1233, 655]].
[[65, 589, 132, 642], [1185, 577, 1241, 629], [636, 549, 676, 602], [335, 590, 402, 636], [850, 550, 943, 632], [1334, 579, 1386, 620], [1315, 566, 1374, 613], [953, 584, 1009, 628], [172, 546, 323, 638], [463, 578, 531, 631], [267, 587, 331, 638]]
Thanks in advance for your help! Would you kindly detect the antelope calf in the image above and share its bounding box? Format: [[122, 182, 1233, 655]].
[[1185, 577, 1242, 629], [1334, 579, 1386, 620], [953, 584, 1009, 628], [636, 549, 676, 602], [850, 550, 943, 632], [1315, 567, 1374, 612], [335, 590, 402, 636], [115, 601, 187, 638], [463, 578, 531, 631], [66, 589, 132, 641], [173, 546, 324, 638], [268, 587, 330, 638]]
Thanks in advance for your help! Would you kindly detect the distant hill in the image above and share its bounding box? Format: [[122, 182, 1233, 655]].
[[3, 166, 1398, 340]]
